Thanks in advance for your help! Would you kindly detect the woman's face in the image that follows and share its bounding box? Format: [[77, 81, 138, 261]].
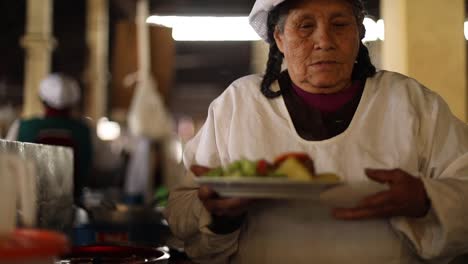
[[274, 0, 360, 94]]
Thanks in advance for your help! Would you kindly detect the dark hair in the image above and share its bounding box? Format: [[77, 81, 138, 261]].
[[260, 0, 377, 98]]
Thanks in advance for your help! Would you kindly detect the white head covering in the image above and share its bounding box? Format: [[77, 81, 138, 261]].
[[249, 0, 286, 42], [39, 73, 81, 109], [249, 0, 366, 42]]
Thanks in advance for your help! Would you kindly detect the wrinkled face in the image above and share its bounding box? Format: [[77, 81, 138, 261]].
[[274, 0, 360, 94]]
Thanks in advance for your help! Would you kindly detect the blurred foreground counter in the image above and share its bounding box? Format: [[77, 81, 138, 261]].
[[0, 229, 69, 264], [0, 139, 196, 263], [0, 139, 74, 232]]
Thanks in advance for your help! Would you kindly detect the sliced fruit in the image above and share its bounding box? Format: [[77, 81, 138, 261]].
[[222, 159, 257, 177], [273, 152, 310, 166], [274, 157, 314, 181], [191, 165, 214, 177], [203, 167, 224, 177], [300, 159, 315, 176], [239, 159, 257, 176], [256, 159, 271, 176]]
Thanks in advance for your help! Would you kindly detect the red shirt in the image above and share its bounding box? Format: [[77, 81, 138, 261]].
[[279, 72, 365, 140], [291, 81, 362, 114]]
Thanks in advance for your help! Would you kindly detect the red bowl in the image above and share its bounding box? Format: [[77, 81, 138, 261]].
[[0, 229, 69, 261]]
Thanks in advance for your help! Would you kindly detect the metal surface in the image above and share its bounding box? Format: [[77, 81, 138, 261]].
[[0, 139, 74, 232], [56, 244, 170, 264]]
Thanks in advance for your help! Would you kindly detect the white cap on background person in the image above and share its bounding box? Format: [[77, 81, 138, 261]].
[[39, 73, 81, 109]]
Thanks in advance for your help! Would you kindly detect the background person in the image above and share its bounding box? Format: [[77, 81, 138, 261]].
[[7, 73, 93, 201]]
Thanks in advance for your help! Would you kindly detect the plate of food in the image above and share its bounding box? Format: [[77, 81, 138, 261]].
[[194, 153, 343, 199]]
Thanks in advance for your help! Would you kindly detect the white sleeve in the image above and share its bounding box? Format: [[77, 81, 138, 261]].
[[390, 92, 468, 262], [164, 172, 241, 264], [164, 94, 241, 263]]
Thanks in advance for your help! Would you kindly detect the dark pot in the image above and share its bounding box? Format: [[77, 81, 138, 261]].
[[73, 205, 171, 247]]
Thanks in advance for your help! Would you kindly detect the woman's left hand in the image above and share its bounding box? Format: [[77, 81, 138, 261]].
[[332, 168, 431, 220]]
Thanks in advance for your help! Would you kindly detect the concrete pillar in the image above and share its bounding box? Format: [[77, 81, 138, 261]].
[[21, 0, 55, 118], [381, 0, 467, 121], [85, 0, 109, 121]]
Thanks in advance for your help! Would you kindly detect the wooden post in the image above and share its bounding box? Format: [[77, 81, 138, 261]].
[[21, 0, 55, 118], [85, 0, 109, 121]]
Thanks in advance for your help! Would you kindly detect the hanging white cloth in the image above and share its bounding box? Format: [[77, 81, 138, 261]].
[[127, 77, 172, 140], [127, 0, 172, 140]]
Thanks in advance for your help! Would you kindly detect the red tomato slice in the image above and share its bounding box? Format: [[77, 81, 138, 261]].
[[256, 159, 271, 176], [190, 165, 212, 177], [273, 152, 315, 175]]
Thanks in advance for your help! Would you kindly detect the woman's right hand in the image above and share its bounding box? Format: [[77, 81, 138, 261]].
[[191, 165, 253, 218]]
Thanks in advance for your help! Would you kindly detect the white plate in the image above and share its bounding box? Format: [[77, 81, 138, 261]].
[[195, 177, 343, 199]]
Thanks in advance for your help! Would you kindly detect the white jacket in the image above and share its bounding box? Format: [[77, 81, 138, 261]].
[[164, 71, 468, 264]]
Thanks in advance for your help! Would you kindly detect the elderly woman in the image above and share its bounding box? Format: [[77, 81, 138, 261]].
[[164, 0, 468, 263]]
